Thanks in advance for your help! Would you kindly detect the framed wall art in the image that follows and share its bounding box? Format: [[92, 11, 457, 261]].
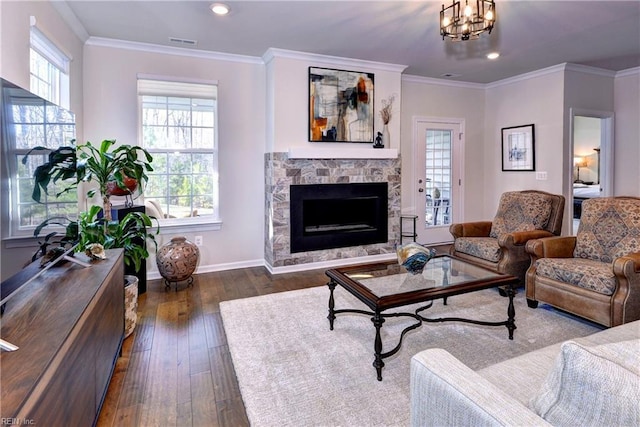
[[309, 67, 374, 143], [501, 124, 535, 171]]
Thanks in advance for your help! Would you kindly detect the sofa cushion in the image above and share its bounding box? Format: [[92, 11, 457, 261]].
[[574, 197, 640, 263], [490, 192, 553, 238], [454, 237, 501, 263], [534, 257, 617, 296], [529, 339, 640, 426]]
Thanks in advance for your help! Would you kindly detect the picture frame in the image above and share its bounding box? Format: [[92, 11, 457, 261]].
[[501, 124, 535, 171], [308, 67, 374, 143]]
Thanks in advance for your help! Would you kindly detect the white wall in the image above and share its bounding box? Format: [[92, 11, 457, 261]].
[[264, 50, 404, 152], [400, 77, 485, 222], [0, 0, 84, 280], [82, 42, 267, 277], [484, 68, 565, 216], [613, 69, 640, 197]]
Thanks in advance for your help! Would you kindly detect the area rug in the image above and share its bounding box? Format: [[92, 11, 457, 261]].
[[220, 285, 602, 427]]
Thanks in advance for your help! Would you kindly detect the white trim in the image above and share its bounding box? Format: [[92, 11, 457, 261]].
[[485, 64, 568, 89], [287, 147, 398, 159], [263, 48, 408, 74], [50, 0, 90, 42], [30, 25, 71, 73], [568, 108, 615, 234], [402, 74, 485, 90], [148, 258, 264, 280], [86, 37, 263, 64], [137, 73, 219, 86], [564, 63, 617, 78], [616, 67, 640, 78]]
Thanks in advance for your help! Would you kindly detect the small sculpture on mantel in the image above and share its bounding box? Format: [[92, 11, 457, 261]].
[[373, 131, 384, 149]]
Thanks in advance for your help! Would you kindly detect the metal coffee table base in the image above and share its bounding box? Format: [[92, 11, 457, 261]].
[[327, 280, 517, 381]]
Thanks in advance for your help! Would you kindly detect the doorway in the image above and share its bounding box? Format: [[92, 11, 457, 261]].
[[570, 109, 614, 234], [412, 117, 463, 244]]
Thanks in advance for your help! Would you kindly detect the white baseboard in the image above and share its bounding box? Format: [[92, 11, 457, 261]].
[[148, 253, 398, 280]]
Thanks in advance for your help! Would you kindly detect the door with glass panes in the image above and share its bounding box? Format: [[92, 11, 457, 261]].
[[413, 118, 462, 244]]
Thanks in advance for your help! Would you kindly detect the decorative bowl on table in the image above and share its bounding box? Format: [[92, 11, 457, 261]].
[[396, 242, 437, 275]]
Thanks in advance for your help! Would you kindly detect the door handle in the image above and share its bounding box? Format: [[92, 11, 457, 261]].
[[418, 188, 424, 192]]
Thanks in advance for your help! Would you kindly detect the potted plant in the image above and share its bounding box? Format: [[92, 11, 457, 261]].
[[32, 205, 159, 338], [25, 139, 154, 220], [25, 138, 158, 290]]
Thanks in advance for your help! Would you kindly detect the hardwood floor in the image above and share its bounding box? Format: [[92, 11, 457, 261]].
[[98, 245, 451, 426], [97, 266, 329, 427]]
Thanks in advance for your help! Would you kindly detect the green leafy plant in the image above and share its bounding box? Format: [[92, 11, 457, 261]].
[[33, 205, 159, 271], [24, 139, 153, 220]]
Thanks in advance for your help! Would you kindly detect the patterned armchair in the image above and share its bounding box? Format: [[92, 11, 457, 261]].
[[450, 190, 565, 286], [526, 197, 640, 327]]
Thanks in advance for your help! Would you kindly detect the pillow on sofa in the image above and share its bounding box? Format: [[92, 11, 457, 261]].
[[529, 339, 640, 426]]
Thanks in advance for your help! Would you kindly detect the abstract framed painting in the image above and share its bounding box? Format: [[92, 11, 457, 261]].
[[502, 124, 535, 171], [309, 67, 374, 143]]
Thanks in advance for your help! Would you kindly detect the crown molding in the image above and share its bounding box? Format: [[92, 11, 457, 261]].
[[85, 37, 264, 65], [485, 63, 567, 89], [263, 48, 408, 74], [402, 74, 485, 90], [50, 0, 90, 42], [564, 63, 616, 78], [616, 67, 640, 78]]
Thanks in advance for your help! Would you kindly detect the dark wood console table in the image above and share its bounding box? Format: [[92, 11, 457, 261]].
[[0, 249, 124, 425]]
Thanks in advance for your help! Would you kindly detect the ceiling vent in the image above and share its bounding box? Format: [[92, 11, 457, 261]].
[[169, 37, 197, 46]]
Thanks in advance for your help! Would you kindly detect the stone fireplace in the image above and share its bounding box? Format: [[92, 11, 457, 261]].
[[265, 152, 401, 269]]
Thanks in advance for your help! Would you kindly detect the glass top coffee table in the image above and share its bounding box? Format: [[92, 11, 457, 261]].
[[325, 254, 519, 380]]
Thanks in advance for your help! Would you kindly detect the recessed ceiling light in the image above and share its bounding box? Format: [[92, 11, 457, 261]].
[[210, 3, 230, 15], [487, 52, 500, 60]]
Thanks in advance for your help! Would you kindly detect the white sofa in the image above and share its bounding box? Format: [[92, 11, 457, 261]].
[[410, 320, 640, 426]]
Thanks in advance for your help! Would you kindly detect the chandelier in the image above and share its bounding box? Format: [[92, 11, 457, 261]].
[[440, 0, 496, 41]]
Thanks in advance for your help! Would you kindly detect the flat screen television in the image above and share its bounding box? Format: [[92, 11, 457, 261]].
[[0, 77, 76, 305]]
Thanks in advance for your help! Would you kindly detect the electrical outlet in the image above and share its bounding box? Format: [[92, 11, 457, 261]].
[[194, 235, 203, 246], [535, 171, 548, 181]]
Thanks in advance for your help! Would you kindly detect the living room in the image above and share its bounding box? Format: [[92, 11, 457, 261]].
[[1, 1, 639, 425], [1, 0, 639, 281]]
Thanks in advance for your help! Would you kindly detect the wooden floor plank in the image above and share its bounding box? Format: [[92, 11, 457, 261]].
[[190, 370, 219, 427], [138, 300, 180, 426]]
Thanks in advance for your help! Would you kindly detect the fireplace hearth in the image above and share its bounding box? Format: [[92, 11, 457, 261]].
[[290, 182, 388, 253]]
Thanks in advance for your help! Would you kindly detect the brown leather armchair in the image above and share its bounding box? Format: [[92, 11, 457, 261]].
[[525, 196, 640, 327], [450, 190, 565, 286]]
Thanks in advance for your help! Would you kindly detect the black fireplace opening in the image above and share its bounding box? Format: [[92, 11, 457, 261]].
[[290, 182, 388, 253]]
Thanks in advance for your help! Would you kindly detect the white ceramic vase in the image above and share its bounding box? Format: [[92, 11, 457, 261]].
[[382, 124, 390, 147]]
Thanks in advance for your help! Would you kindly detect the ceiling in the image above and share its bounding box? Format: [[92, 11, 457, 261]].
[[57, 0, 640, 84]]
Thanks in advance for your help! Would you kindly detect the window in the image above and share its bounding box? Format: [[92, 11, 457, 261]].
[[2, 82, 76, 238], [30, 26, 70, 109], [138, 77, 219, 226], [1, 28, 74, 238]]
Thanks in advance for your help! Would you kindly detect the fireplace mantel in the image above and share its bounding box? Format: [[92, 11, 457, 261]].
[[287, 147, 398, 159]]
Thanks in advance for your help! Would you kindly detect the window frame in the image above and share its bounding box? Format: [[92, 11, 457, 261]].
[[137, 76, 222, 232], [29, 26, 70, 109]]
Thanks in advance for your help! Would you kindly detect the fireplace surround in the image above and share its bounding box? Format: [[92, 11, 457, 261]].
[[265, 152, 401, 269]]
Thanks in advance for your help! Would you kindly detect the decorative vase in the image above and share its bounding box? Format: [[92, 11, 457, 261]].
[[124, 275, 139, 338], [156, 236, 200, 289], [396, 242, 437, 275], [382, 124, 390, 147]]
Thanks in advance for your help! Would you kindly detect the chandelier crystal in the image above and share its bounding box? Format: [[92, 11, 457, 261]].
[[440, 0, 496, 41]]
